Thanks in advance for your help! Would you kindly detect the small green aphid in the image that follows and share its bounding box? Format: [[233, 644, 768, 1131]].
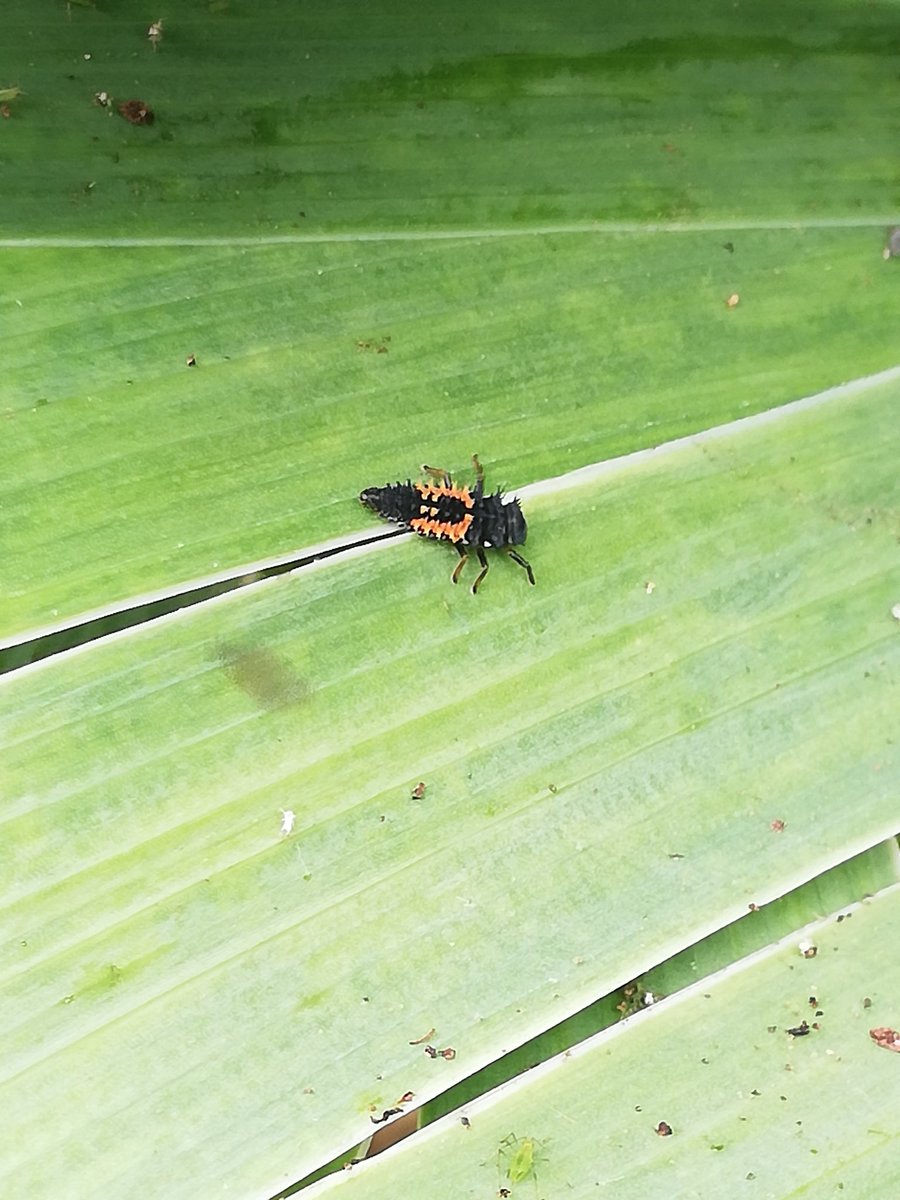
[[497, 1133, 543, 1186]]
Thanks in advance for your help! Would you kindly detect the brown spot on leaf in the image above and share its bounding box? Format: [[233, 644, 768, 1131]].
[[218, 642, 309, 709], [118, 99, 154, 125]]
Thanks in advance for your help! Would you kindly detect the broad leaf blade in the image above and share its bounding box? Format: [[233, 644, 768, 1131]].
[[2, 373, 898, 1198], [4, 229, 897, 640], [316, 884, 900, 1199]]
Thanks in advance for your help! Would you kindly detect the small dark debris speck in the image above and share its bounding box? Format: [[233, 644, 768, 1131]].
[[370, 1106, 403, 1125]]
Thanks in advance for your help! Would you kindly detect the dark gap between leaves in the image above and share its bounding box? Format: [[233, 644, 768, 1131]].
[[0, 529, 404, 676]]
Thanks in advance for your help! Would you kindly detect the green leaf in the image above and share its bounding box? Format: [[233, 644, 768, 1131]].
[[5, 228, 900, 641], [3, 4, 900, 1198], [324, 883, 900, 1199], [3, 372, 897, 1197], [4, 0, 900, 234]]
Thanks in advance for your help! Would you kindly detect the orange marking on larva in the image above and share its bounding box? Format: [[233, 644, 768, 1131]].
[[410, 512, 473, 542], [415, 483, 474, 508]]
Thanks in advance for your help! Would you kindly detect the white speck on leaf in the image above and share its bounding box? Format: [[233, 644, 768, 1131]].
[[279, 809, 295, 836]]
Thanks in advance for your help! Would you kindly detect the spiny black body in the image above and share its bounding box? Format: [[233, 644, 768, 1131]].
[[359, 455, 535, 594]]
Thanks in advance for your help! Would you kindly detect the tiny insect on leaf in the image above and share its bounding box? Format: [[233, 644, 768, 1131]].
[[497, 1133, 543, 1185], [507, 1138, 535, 1183]]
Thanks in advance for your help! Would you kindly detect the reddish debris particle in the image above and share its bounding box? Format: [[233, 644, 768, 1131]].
[[655, 1121, 673, 1136], [395, 1091, 415, 1105], [118, 99, 154, 125], [748, 902, 760, 912], [870, 1027, 900, 1053], [770, 818, 785, 832], [423, 1044, 456, 1060], [410, 781, 426, 801]]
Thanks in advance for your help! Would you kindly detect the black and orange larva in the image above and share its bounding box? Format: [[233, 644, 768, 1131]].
[[360, 455, 535, 594]]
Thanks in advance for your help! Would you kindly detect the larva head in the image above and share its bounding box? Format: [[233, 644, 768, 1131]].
[[502, 496, 528, 546]]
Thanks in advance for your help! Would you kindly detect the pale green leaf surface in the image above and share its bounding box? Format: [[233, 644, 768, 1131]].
[[4, 3, 900, 1197], [3, 227, 898, 641], [418, 840, 900, 1130], [2, 375, 897, 1198], [318, 884, 900, 1200]]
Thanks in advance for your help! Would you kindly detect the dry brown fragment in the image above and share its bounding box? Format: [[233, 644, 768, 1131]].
[[410, 781, 426, 801], [408, 1026, 436, 1045], [770, 818, 785, 832], [655, 1120, 673, 1136], [870, 1026, 900, 1052], [118, 99, 154, 125]]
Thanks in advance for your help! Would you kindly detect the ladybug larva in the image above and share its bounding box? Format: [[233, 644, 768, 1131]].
[[360, 454, 535, 594]]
